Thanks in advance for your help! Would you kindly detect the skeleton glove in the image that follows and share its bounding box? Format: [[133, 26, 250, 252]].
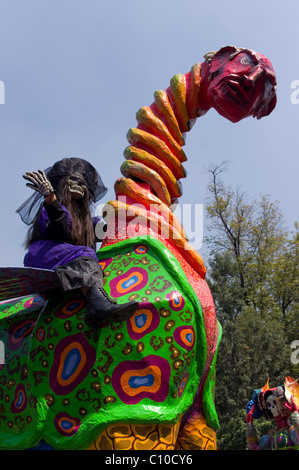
[[23, 170, 54, 197]]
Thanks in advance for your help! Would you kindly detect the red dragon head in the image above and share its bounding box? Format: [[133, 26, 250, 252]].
[[200, 45, 277, 123]]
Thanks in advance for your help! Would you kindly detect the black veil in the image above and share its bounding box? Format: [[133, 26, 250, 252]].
[[16, 158, 108, 225]]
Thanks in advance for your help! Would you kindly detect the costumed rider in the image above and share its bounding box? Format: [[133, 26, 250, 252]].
[[246, 378, 299, 450], [17, 157, 139, 331]]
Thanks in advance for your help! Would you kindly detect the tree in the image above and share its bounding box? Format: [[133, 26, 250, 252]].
[[204, 162, 299, 449], [205, 162, 298, 318]]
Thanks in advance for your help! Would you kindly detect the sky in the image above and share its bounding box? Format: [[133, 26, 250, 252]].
[[0, 0, 298, 267]]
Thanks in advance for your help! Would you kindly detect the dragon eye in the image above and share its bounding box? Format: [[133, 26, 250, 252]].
[[240, 57, 250, 65]]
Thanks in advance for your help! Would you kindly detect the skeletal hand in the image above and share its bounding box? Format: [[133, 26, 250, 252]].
[[23, 170, 54, 197]]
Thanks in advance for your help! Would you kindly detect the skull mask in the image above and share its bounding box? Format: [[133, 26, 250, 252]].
[[266, 394, 280, 418], [67, 173, 88, 200]]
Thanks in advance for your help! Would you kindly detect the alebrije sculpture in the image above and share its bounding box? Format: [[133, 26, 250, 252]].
[[0, 46, 277, 450], [246, 377, 299, 450]]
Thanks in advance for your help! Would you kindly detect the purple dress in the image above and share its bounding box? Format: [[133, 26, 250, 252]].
[[24, 200, 101, 270]]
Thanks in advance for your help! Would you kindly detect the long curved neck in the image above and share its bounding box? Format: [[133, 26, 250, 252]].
[[102, 61, 210, 279], [118, 60, 210, 208]]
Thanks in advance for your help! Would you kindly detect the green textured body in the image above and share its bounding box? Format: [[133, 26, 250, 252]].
[[0, 236, 220, 450]]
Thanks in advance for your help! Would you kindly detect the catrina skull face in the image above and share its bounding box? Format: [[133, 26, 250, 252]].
[[266, 394, 280, 417], [66, 173, 88, 200]]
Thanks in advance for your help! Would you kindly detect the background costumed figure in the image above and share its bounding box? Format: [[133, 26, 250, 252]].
[[0, 46, 277, 450], [246, 377, 299, 450]]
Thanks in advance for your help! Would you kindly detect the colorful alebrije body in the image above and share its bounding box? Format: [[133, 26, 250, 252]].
[[0, 238, 220, 450], [0, 62, 222, 450]]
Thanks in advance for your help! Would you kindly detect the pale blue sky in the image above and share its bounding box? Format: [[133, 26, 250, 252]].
[[0, 0, 298, 266]]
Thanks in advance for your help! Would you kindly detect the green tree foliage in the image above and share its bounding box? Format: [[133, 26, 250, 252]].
[[204, 163, 299, 450]]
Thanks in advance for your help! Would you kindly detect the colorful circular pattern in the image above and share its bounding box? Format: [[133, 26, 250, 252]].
[[133, 244, 149, 255], [10, 384, 27, 414], [173, 326, 195, 351], [111, 355, 170, 404], [178, 373, 189, 398], [109, 267, 148, 298], [7, 319, 36, 351], [166, 291, 185, 311], [36, 326, 46, 342], [1, 235, 206, 450], [54, 412, 81, 437], [54, 299, 86, 319], [127, 302, 160, 340], [23, 294, 47, 310], [49, 333, 96, 395]]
